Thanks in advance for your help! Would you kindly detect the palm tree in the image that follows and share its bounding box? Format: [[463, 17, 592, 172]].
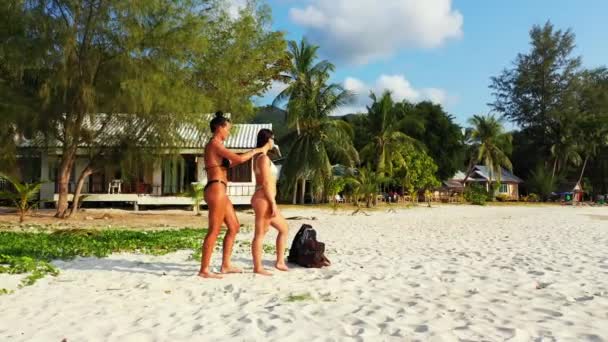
[[576, 67, 608, 186], [576, 118, 608, 185], [275, 39, 358, 204], [550, 135, 582, 182], [273, 39, 334, 136], [359, 91, 421, 177], [549, 115, 582, 182], [527, 164, 557, 201], [185, 183, 205, 216], [347, 166, 384, 208], [0, 173, 43, 223], [463, 114, 513, 190], [280, 74, 359, 203]]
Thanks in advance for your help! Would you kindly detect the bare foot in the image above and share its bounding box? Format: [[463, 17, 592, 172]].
[[198, 271, 223, 279], [254, 268, 273, 276], [220, 266, 243, 274], [275, 263, 289, 271]]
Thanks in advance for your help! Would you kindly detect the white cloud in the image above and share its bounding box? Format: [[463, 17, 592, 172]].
[[338, 74, 452, 115], [289, 0, 463, 64], [375, 75, 421, 102], [343, 77, 367, 95], [422, 87, 448, 105], [259, 75, 452, 116]]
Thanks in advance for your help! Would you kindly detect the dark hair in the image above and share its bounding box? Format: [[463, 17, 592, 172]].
[[210, 111, 231, 133], [256, 128, 274, 148]]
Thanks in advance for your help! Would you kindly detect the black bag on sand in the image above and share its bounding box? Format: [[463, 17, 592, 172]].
[[288, 224, 331, 268]]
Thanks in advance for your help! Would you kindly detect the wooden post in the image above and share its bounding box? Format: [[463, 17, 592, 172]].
[[292, 178, 298, 204], [300, 178, 306, 204]]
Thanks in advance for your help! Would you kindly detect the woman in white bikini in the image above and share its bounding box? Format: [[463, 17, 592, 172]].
[[250, 129, 289, 275]]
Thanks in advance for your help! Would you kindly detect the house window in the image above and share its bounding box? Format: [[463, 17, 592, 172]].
[[162, 156, 186, 194], [499, 183, 508, 194], [16, 157, 41, 183], [228, 159, 252, 183], [48, 158, 59, 181]]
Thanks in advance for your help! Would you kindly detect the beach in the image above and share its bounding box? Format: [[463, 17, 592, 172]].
[[1, 205, 607, 341]]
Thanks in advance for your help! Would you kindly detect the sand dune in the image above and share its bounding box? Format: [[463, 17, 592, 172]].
[[1, 205, 607, 341]]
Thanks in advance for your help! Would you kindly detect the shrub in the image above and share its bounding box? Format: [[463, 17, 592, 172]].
[[527, 166, 556, 201], [0, 173, 43, 223], [527, 193, 539, 202], [495, 194, 510, 202], [464, 183, 489, 205]]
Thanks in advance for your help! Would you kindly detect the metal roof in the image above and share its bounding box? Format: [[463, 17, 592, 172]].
[[473, 165, 522, 183], [451, 170, 467, 181], [17, 114, 270, 150], [223, 124, 271, 149], [449, 165, 522, 183], [443, 179, 464, 188], [175, 122, 271, 149]]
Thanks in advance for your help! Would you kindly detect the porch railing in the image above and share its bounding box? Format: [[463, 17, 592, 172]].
[[0, 179, 15, 193], [52, 182, 257, 197], [54, 181, 154, 195], [227, 184, 257, 197]]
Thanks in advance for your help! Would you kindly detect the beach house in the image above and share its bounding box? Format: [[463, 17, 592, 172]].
[[448, 165, 523, 199], [14, 114, 272, 208]]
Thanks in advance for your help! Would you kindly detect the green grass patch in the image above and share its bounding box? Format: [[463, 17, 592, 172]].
[[0, 228, 209, 260], [263, 244, 276, 254], [0, 255, 59, 288], [0, 288, 14, 295], [286, 293, 313, 302], [0, 228, 211, 288]]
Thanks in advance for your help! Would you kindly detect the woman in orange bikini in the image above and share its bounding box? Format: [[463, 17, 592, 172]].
[[199, 112, 271, 279], [250, 129, 289, 275]]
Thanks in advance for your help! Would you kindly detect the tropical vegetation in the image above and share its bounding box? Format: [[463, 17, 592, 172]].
[[1, 1, 607, 210]]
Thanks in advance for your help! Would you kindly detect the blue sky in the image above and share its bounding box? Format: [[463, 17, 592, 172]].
[[252, 0, 608, 127]]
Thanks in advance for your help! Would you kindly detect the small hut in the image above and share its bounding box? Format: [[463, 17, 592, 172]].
[[448, 166, 523, 200], [553, 181, 584, 202]]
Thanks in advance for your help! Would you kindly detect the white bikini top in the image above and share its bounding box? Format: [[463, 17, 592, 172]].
[[254, 155, 279, 179]]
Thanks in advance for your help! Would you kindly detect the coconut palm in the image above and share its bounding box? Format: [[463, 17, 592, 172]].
[[548, 113, 583, 182], [359, 91, 421, 177], [574, 68, 608, 184], [527, 164, 557, 201], [184, 183, 205, 216], [280, 74, 359, 203], [576, 117, 608, 185], [273, 39, 334, 135], [463, 114, 513, 187], [550, 134, 582, 182], [0, 173, 43, 223], [347, 166, 386, 208], [276, 39, 358, 204]]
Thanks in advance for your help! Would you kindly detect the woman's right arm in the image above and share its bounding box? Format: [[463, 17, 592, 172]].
[[212, 140, 270, 166]]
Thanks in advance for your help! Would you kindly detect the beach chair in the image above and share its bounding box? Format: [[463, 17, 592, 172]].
[[108, 179, 122, 194]]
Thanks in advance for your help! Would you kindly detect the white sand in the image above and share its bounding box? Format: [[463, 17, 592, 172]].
[[1, 205, 608, 341]]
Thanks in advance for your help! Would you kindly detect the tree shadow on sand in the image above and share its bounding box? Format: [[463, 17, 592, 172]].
[[54, 257, 197, 277]]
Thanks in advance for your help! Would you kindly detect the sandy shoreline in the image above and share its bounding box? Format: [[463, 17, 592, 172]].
[[1, 205, 607, 341]]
